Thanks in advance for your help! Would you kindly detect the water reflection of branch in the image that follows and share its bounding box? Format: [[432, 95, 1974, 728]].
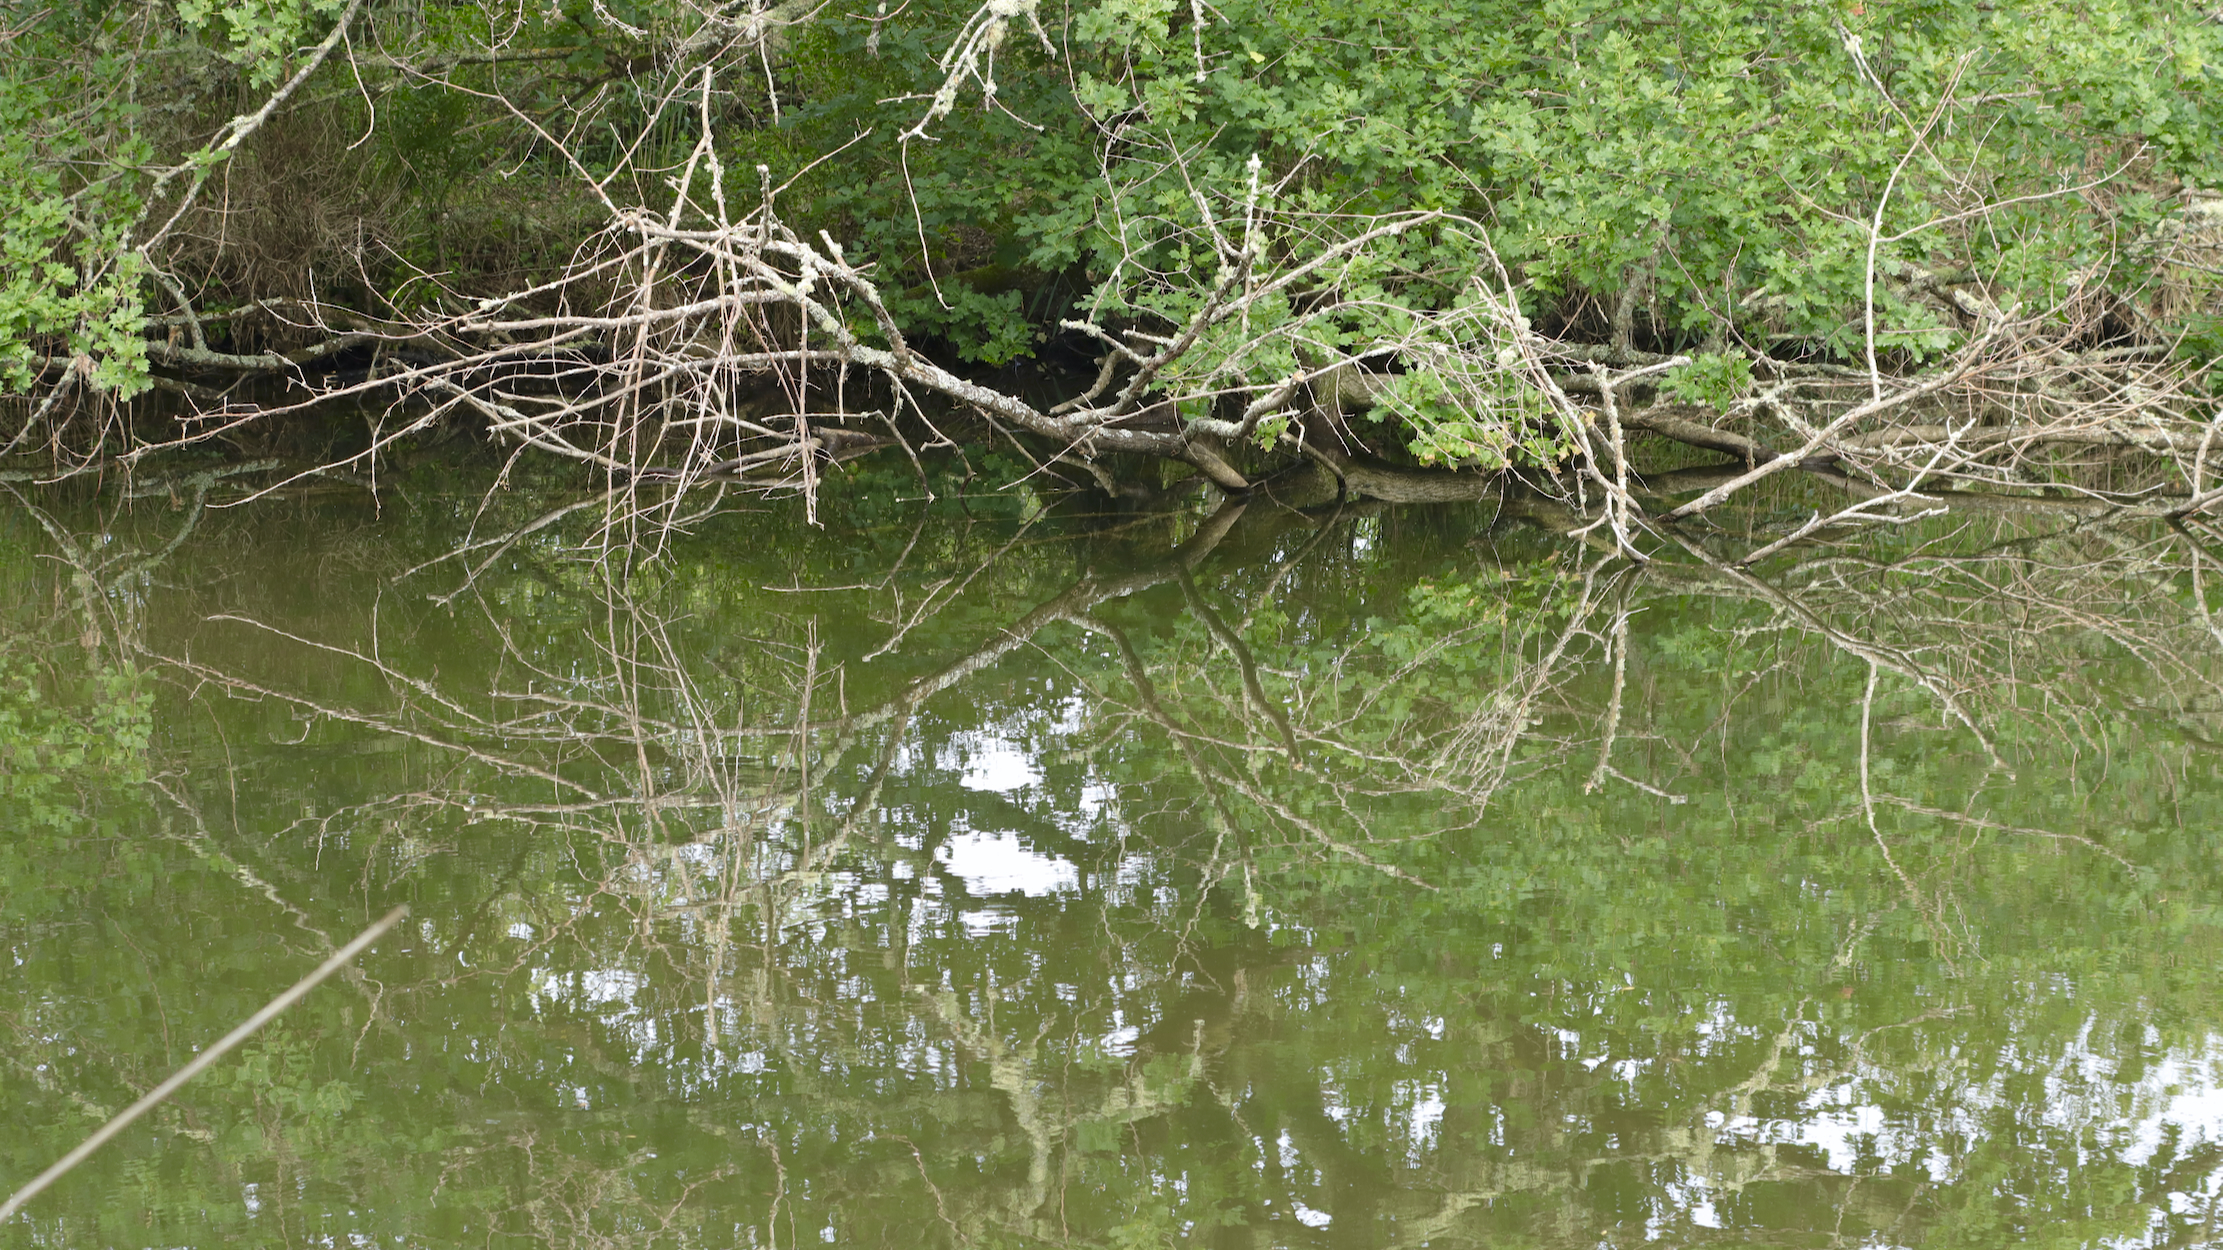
[[405, 490, 621, 607], [1177, 568, 1305, 765], [43, 480, 2223, 1246], [1084, 616, 1434, 886], [1870, 795, 2137, 870], [1667, 529, 2008, 771], [838, 500, 1251, 742], [1578, 603, 1685, 803], [1431, 554, 1615, 802], [5, 462, 275, 652], [860, 509, 1047, 663], [151, 651, 600, 796]]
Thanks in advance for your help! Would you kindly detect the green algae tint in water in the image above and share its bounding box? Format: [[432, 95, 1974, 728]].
[[3, 481, 2223, 1249]]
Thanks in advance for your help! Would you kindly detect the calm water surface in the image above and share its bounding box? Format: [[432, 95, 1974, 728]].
[[3, 472, 2222, 1248]]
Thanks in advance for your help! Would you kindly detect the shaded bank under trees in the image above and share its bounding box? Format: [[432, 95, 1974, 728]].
[[2, 0, 2222, 554]]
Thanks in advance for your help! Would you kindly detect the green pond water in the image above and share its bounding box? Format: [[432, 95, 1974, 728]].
[[4, 470, 2223, 1248]]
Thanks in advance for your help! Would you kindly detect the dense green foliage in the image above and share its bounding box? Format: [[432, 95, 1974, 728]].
[[1, 0, 2216, 447], [782, 0, 2223, 355]]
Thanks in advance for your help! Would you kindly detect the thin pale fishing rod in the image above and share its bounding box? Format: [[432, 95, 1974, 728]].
[[0, 903, 410, 1224]]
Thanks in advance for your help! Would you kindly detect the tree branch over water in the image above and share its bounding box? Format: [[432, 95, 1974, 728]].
[[1, 0, 2216, 568]]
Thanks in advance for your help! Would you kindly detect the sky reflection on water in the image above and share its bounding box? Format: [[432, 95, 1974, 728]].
[[3, 483, 2223, 1247]]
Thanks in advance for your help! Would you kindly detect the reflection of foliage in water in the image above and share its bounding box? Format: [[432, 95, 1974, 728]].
[[0, 504, 154, 947], [1, 482, 2222, 1247], [0, 646, 148, 831]]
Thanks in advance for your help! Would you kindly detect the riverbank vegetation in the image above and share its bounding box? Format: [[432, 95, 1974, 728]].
[[3, 0, 2221, 554]]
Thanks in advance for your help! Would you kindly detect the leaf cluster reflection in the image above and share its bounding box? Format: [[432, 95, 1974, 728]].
[[2, 481, 2222, 1248]]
